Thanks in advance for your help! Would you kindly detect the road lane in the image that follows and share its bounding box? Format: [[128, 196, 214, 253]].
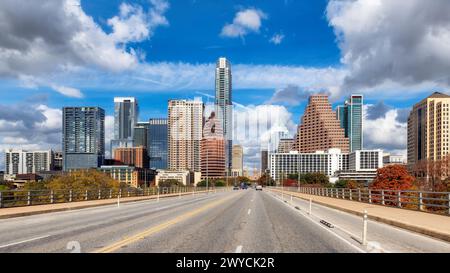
[[1, 187, 447, 253], [0, 191, 238, 253], [117, 189, 358, 253], [269, 189, 450, 253]]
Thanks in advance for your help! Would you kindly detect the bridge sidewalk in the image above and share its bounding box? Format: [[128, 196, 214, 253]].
[[0, 190, 211, 219], [269, 188, 450, 243]]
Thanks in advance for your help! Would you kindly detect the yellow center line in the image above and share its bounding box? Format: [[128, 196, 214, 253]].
[[92, 192, 239, 253]]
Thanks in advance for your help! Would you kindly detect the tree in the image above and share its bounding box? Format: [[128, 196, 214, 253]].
[[371, 165, 414, 191], [282, 178, 298, 187], [288, 173, 299, 180], [257, 173, 275, 186], [300, 173, 329, 185], [197, 180, 226, 187], [213, 180, 226, 187], [159, 179, 184, 188], [412, 156, 450, 191], [334, 180, 360, 189], [0, 184, 10, 191], [45, 169, 122, 191], [237, 176, 250, 183]]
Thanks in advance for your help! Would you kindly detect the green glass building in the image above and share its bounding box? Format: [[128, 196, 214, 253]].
[[336, 95, 363, 152]]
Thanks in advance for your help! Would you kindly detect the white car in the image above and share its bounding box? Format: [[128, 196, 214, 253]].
[[256, 185, 263, 191]]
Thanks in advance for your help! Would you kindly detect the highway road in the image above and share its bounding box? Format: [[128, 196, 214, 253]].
[[0, 188, 448, 253]]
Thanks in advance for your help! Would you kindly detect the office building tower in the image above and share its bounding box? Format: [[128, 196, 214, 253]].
[[133, 123, 148, 149], [5, 149, 53, 175], [114, 97, 139, 140], [295, 95, 349, 153], [336, 94, 364, 152], [407, 92, 450, 168], [215, 57, 233, 173], [149, 118, 168, 169], [261, 150, 268, 173], [232, 145, 244, 177], [168, 99, 203, 172], [201, 112, 226, 179], [63, 107, 105, 171], [113, 147, 148, 169], [111, 97, 138, 156]]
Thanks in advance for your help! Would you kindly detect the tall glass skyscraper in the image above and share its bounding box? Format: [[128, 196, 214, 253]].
[[215, 57, 233, 173], [114, 97, 139, 140], [148, 118, 168, 170], [62, 107, 105, 171], [336, 95, 363, 152], [111, 97, 139, 156]]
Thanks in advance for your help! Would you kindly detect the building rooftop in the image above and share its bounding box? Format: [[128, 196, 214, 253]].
[[428, 92, 450, 99]]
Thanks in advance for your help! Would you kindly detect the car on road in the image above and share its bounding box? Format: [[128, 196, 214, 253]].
[[256, 185, 263, 191], [233, 186, 240, 190]]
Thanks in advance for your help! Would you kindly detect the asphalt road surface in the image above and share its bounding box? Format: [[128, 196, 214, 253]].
[[0, 188, 448, 253]]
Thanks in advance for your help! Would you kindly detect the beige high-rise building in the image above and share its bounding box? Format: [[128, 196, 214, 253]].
[[407, 92, 450, 168], [295, 94, 349, 153], [231, 145, 243, 176], [168, 99, 204, 172]]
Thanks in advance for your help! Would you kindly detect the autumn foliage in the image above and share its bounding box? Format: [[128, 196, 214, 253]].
[[282, 178, 298, 187], [371, 165, 414, 190]]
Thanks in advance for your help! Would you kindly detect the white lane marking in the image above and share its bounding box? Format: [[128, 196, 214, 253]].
[[248, 209, 251, 215], [0, 235, 51, 249], [235, 245, 243, 253]]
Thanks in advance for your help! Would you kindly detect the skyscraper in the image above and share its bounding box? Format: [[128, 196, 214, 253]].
[[201, 112, 226, 179], [111, 97, 138, 155], [215, 57, 233, 173], [133, 123, 148, 149], [63, 107, 105, 171], [261, 150, 268, 173], [407, 92, 450, 168], [168, 99, 203, 172], [295, 95, 349, 153], [114, 97, 139, 140], [232, 145, 244, 177], [336, 94, 363, 152], [148, 118, 168, 169]]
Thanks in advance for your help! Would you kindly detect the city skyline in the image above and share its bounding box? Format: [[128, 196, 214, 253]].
[[1, 0, 449, 171]]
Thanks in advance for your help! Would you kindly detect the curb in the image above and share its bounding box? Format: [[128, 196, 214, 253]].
[[269, 189, 450, 243]]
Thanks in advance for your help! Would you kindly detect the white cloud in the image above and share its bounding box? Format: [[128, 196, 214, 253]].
[[0, 0, 169, 97], [221, 8, 267, 38], [60, 62, 347, 102], [363, 104, 407, 153], [51, 85, 84, 98], [327, 0, 450, 92], [232, 104, 296, 170], [0, 103, 62, 170], [269, 33, 284, 45]]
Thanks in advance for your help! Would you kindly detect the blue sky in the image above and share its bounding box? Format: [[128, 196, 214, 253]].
[[1, 0, 450, 169]]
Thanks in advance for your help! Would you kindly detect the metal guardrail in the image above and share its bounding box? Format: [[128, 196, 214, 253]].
[[0, 187, 217, 209], [274, 186, 450, 216]]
